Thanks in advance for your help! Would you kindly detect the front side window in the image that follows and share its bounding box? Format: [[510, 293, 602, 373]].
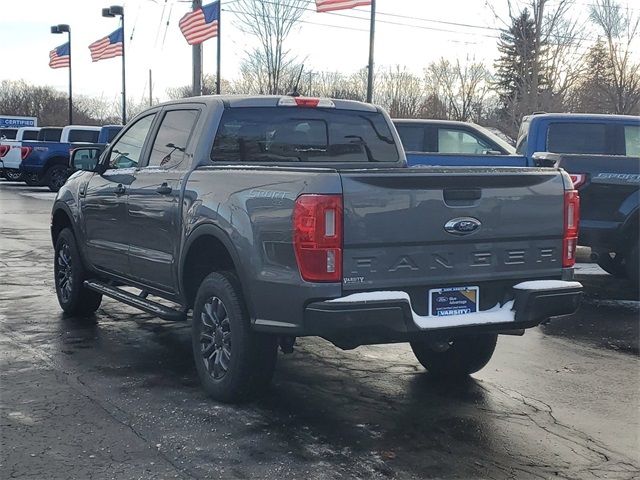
[[148, 110, 199, 168], [108, 114, 156, 169], [396, 125, 425, 152], [437, 129, 492, 154], [547, 123, 610, 154], [212, 107, 399, 163], [624, 125, 640, 157]]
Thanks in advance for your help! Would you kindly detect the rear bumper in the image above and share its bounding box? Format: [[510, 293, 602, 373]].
[[303, 281, 582, 344]]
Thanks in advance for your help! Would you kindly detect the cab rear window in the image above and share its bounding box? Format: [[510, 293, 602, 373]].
[[68, 129, 100, 143], [547, 123, 612, 154], [211, 107, 398, 163]]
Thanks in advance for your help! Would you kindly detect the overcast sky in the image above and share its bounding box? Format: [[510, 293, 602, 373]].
[[0, 0, 634, 104]]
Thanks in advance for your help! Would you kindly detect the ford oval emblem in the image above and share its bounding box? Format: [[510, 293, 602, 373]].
[[444, 217, 482, 236]]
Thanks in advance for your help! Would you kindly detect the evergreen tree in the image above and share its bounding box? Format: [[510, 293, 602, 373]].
[[494, 9, 548, 135], [572, 40, 615, 113]]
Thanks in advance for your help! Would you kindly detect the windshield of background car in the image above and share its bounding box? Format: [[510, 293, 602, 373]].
[[211, 107, 399, 163]]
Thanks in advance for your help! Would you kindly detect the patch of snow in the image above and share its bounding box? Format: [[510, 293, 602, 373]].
[[328, 291, 516, 329], [513, 280, 582, 290]]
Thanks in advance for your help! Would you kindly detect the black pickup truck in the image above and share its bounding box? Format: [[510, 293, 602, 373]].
[[52, 95, 582, 402], [533, 152, 639, 287]]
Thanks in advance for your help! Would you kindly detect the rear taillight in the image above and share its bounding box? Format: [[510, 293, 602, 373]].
[[0, 145, 9, 157], [293, 194, 343, 282], [563, 190, 580, 267], [569, 173, 587, 189], [20, 146, 33, 160]]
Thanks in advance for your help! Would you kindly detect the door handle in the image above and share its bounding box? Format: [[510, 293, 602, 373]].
[[114, 184, 126, 195], [156, 183, 172, 195]]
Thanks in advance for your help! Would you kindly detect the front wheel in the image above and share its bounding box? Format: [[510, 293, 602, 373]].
[[24, 173, 41, 186], [410, 334, 498, 377], [192, 271, 278, 403], [54, 228, 102, 316]]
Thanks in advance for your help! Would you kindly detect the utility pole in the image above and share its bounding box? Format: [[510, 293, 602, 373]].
[[366, 0, 376, 103], [193, 0, 202, 96], [149, 69, 153, 106]]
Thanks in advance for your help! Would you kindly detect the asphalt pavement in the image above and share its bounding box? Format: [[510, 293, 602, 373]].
[[0, 180, 638, 480]]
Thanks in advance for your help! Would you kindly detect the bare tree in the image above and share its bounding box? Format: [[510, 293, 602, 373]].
[[377, 66, 424, 118], [232, 0, 307, 94], [589, 0, 640, 114], [425, 58, 493, 122]]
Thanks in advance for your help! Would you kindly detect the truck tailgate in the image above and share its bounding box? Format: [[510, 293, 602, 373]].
[[340, 168, 565, 290]]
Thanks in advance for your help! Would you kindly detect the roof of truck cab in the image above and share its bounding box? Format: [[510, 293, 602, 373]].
[[524, 113, 639, 122], [154, 95, 378, 112]]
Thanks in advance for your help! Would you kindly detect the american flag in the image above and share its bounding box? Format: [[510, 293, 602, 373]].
[[49, 42, 70, 69], [315, 0, 371, 12], [89, 27, 124, 62], [179, 1, 220, 45]]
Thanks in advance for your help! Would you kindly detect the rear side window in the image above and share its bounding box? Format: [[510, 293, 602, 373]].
[[0, 129, 18, 139], [68, 129, 100, 143], [212, 107, 398, 163], [22, 130, 39, 140], [148, 110, 199, 168], [395, 125, 424, 152], [547, 123, 611, 154], [624, 125, 640, 157], [39, 128, 63, 141]]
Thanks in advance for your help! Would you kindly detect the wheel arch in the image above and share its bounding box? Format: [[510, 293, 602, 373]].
[[51, 203, 75, 245], [180, 224, 254, 316]]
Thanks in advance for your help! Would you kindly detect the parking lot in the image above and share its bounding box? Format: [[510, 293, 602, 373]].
[[0, 179, 638, 479]]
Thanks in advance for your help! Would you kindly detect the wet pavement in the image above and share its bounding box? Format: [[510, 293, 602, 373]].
[[0, 180, 638, 480]]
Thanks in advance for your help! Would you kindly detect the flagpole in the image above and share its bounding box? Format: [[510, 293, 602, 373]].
[[121, 13, 127, 124], [366, 0, 376, 103], [68, 29, 73, 125], [216, 1, 221, 95], [192, 0, 202, 96]]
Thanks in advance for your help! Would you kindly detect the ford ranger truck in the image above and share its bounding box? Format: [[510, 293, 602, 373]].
[[52, 96, 583, 403]]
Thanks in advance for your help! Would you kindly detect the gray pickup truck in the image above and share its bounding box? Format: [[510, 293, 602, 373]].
[[52, 95, 582, 402]]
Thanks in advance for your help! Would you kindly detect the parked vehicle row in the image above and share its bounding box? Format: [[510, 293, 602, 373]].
[[0, 124, 122, 191], [54, 95, 583, 403]]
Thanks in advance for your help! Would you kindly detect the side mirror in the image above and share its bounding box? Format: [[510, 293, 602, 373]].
[[70, 148, 102, 172]]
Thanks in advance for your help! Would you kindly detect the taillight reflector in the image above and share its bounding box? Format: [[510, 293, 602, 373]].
[[293, 194, 343, 282], [563, 190, 580, 267], [20, 146, 33, 160], [569, 173, 587, 189]]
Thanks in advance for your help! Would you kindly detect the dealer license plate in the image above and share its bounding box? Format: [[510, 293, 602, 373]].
[[429, 286, 479, 317]]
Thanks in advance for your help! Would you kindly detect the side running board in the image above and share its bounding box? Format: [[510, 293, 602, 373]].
[[84, 280, 187, 322]]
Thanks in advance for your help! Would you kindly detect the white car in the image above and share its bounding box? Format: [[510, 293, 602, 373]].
[[0, 127, 41, 181]]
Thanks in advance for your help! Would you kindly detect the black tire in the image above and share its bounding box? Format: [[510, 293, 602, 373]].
[[625, 243, 639, 290], [54, 228, 102, 316], [411, 334, 498, 377], [5, 170, 23, 182], [192, 271, 277, 403], [597, 251, 627, 278], [24, 173, 41, 186], [45, 164, 70, 192]]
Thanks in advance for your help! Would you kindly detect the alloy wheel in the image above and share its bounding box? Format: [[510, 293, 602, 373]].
[[200, 296, 232, 380]]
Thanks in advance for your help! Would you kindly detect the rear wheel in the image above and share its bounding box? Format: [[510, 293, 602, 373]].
[[5, 170, 23, 182], [45, 164, 70, 192], [597, 251, 627, 278], [410, 334, 498, 377], [192, 271, 278, 403], [54, 228, 102, 316]]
